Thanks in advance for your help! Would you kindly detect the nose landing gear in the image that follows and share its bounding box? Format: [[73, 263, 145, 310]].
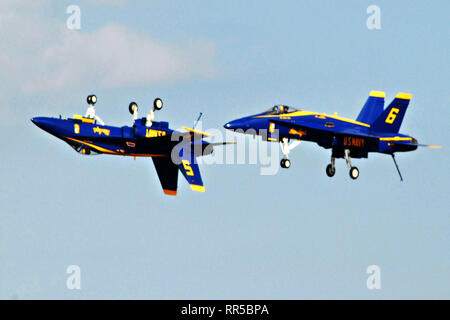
[[280, 158, 291, 169], [279, 138, 301, 169]]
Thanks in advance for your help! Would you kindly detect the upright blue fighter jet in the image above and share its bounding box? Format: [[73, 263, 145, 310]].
[[32, 95, 220, 195], [224, 91, 440, 180]]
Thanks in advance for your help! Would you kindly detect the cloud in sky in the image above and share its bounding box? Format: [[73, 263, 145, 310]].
[[0, 2, 216, 95], [22, 24, 216, 92]]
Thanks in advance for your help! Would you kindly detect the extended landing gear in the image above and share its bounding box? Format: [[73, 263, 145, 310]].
[[128, 98, 164, 126], [349, 166, 359, 180], [85, 94, 105, 125], [280, 158, 291, 169], [145, 98, 163, 126], [279, 138, 301, 169], [326, 157, 335, 177], [326, 149, 359, 179], [344, 149, 359, 180]]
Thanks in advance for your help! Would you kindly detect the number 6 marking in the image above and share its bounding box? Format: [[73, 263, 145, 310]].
[[385, 108, 399, 124]]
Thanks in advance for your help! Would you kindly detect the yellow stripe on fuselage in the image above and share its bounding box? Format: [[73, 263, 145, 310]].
[[66, 137, 166, 157], [254, 111, 371, 128], [73, 115, 95, 124], [254, 111, 316, 118], [67, 137, 118, 154], [379, 137, 412, 141]]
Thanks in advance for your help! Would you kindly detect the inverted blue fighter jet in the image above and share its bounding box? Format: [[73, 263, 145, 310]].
[[224, 91, 440, 180], [32, 95, 219, 195]]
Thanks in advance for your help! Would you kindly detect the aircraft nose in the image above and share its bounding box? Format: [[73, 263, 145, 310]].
[[224, 121, 235, 130], [30, 116, 56, 133], [224, 118, 250, 130], [31, 117, 40, 126], [31, 117, 47, 129]]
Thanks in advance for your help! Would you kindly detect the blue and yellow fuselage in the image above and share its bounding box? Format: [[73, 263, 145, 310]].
[[224, 109, 418, 158], [31, 114, 214, 195], [31, 115, 210, 157]]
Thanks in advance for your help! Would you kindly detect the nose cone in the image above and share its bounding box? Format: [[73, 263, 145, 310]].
[[31, 116, 59, 135], [224, 120, 238, 130], [224, 117, 252, 131], [31, 117, 50, 130], [31, 117, 43, 128]]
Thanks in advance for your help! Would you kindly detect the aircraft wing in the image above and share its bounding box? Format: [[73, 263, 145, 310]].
[[152, 157, 179, 196]]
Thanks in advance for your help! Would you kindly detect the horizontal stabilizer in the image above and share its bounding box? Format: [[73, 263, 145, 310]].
[[181, 126, 212, 137]]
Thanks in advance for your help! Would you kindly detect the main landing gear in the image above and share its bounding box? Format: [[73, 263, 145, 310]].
[[128, 98, 163, 126], [344, 149, 359, 180], [326, 157, 336, 177], [326, 149, 359, 180], [85, 94, 105, 125], [279, 138, 301, 169]]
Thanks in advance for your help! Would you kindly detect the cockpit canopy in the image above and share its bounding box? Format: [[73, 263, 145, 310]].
[[263, 105, 299, 115]]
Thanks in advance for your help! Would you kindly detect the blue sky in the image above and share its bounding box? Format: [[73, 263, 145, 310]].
[[0, 0, 449, 299]]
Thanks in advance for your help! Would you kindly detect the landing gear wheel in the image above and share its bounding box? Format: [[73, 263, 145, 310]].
[[280, 158, 291, 169], [87, 94, 97, 105], [154, 98, 163, 110], [326, 164, 335, 177], [129, 102, 138, 115], [349, 166, 359, 180], [284, 159, 291, 168]]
